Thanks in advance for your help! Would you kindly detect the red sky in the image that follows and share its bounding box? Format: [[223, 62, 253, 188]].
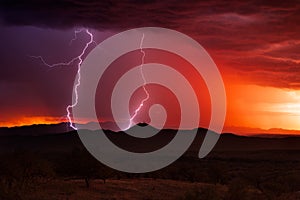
[[0, 0, 299, 135]]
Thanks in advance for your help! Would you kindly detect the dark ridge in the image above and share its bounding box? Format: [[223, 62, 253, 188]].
[[0, 123, 71, 136], [0, 127, 300, 155], [136, 122, 148, 127]]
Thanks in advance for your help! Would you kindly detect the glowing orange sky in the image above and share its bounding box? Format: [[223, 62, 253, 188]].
[[2, 51, 300, 135], [224, 83, 300, 135], [3, 83, 300, 135]]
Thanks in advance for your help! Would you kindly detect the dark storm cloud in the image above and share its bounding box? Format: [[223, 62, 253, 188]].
[[0, 0, 300, 89], [1, 0, 299, 45], [0, 0, 298, 30]]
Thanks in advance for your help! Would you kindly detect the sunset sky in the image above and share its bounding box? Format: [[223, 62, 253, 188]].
[[0, 0, 299, 135]]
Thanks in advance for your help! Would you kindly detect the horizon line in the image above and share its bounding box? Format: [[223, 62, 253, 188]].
[[1, 122, 300, 137]]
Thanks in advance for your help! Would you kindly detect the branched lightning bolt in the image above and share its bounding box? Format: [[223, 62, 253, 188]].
[[30, 28, 95, 130], [124, 33, 150, 130], [32, 30, 149, 131]]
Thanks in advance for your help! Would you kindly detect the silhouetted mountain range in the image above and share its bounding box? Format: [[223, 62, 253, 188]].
[[0, 123, 71, 136], [0, 123, 299, 155]]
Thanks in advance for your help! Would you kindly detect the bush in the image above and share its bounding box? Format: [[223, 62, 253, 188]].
[[0, 151, 54, 200], [58, 147, 115, 188], [224, 179, 248, 200], [180, 185, 222, 200]]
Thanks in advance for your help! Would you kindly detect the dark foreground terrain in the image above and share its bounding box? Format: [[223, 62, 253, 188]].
[[0, 124, 299, 200]]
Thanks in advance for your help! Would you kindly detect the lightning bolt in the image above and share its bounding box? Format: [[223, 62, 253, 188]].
[[124, 33, 150, 130], [30, 28, 95, 130], [32, 30, 149, 131]]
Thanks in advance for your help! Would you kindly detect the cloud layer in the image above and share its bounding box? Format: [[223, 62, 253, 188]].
[[1, 0, 299, 88]]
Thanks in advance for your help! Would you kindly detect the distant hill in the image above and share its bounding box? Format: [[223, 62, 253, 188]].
[[0, 123, 71, 136], [0, 123, 299, 154]]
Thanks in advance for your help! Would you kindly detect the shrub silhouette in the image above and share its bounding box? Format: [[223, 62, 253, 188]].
[[58, 147, 114, 188], [0, 151, 54, 200], [180, 185, 222, 200], [224, 178, 248, 200]]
